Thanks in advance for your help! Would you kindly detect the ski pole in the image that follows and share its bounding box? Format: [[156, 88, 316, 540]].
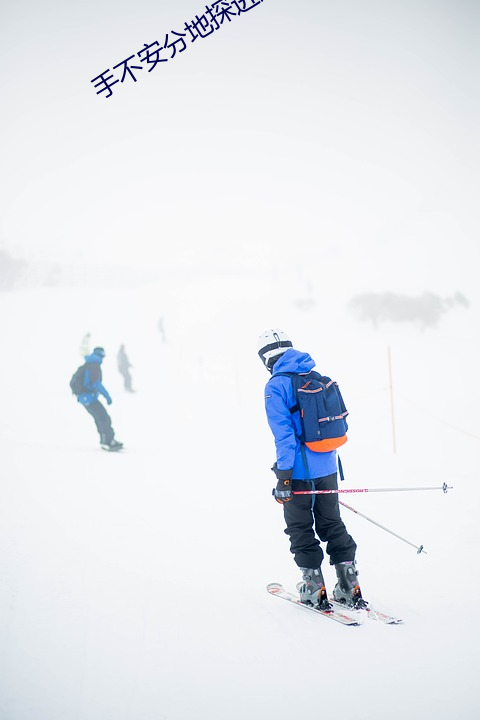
[[292, 482, 452, 496], [338, 499, 427, 554]]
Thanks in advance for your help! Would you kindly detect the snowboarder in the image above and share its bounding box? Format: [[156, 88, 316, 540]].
[[258, 328, 366, 610], [75, 346, 123, 451], [117, 344, 134, 392]]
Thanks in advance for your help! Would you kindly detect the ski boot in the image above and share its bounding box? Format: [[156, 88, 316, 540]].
[[333, 561, 368, 609], [297, 568, 332, 611]]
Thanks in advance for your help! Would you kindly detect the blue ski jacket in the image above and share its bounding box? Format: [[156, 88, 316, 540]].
[[264, 348, 337, 480], [77, 351, 112, 407]]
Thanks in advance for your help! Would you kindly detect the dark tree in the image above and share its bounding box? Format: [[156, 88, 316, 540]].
[[348, 291, 469, 330]]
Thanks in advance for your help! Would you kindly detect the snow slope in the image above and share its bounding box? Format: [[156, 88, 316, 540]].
[[1, 276, 478, 720]]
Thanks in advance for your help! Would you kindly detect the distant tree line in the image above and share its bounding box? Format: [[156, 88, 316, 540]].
[[348, 291, 469, 329], [0, 248, 27, 291]]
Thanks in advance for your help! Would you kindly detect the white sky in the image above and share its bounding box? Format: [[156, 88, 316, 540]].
[[1, 0, 479, 297]]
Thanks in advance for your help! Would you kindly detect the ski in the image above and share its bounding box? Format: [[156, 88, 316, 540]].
[[267, 583, 361, 626], [328, 598, 403, 625]]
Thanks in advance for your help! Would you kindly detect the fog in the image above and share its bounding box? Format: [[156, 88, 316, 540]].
[[1, 0, 478, 297], [1, 2, 479, 719]]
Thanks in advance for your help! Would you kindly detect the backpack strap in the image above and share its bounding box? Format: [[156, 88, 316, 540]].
[[275, 370, 322, 415], [299, 443, 310, 480], [273, 371, 310, 415]]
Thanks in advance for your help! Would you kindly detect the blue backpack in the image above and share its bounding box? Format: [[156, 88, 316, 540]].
[[276, 371, 348, 452]]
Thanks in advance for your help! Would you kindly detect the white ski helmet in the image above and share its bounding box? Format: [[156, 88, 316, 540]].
[[257, 329, 293, 369]]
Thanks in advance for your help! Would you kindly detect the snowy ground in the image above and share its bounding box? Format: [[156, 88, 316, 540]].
[[1, 277, 479, 720]]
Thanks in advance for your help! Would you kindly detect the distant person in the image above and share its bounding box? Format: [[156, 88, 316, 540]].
[[257, 328, 366, 610], [158, 317, 166, 343], [80, 332, 91, 358], [70, 346, 123, 452], [117, 344, 134, 392]]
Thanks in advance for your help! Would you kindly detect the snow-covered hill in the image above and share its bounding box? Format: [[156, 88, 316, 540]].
[[1, 277, 478, 720]]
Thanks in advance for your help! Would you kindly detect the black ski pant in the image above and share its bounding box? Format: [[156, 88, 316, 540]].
[[83, 400, 114, 444], [283, 473, 356, 570]]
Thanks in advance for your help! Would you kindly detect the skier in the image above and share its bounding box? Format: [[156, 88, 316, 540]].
[[75, 346, 123, 451], [117, 344, 134, 392], [258, 329, 366, 610], [80, 332, 91, 358], [158, 316, 166, 343]]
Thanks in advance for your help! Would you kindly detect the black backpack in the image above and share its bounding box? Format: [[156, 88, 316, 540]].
[[70, 364, 87, 395]]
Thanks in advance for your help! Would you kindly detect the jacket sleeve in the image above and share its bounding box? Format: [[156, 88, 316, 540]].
[[96, 382, 112, 403], [264, 378, 297, 471]]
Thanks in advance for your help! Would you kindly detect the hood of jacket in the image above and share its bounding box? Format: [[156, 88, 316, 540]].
[[271, 348, 315, 375], [84, 351, 103, 364]]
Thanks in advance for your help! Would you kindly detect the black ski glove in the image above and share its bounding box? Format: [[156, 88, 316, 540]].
[[271, 464, 293, 504]]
